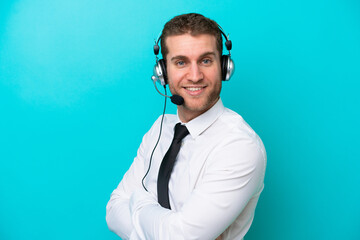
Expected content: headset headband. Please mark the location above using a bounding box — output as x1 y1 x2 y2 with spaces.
153 25 232 57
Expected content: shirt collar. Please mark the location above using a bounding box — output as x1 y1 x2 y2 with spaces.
176 98 225 139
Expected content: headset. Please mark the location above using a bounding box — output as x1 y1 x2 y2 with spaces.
152 25 235 87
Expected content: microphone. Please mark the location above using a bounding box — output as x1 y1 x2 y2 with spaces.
151 76 184 105
169 94 184 105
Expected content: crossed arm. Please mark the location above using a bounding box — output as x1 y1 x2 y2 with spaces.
106 134 265 240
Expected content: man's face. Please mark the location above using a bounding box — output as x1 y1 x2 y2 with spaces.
165 33 222 122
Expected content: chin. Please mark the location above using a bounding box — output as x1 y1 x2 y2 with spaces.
183 98 213 113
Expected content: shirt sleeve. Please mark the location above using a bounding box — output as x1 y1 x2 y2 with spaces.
106 116 162 239
131 136 266 240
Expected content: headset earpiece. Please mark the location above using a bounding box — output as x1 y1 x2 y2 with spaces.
159 59 167 85
221 54 234 81
153 59 167 86
221 55 228 80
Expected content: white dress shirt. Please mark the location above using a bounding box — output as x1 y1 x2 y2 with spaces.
106 99 266 240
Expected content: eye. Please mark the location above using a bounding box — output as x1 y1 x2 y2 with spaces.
202 58 212 65
176 60 185 67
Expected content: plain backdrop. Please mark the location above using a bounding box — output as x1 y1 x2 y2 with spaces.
1 0 359 239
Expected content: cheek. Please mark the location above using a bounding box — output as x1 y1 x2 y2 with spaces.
215 64 222 79
167 68 183 85
166 70 179 93
205 62 222 78
206 68 222 84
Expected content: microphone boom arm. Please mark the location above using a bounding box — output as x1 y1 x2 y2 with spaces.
152 76 171 98
151 76 184 105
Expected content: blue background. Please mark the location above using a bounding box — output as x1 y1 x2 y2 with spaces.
1 0 359 239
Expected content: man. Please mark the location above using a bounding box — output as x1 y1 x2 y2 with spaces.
106 13 266 240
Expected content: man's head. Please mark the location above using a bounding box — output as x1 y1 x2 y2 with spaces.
160 13 223 61
160 13 225 123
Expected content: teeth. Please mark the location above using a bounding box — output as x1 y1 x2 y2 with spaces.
186 87 202 91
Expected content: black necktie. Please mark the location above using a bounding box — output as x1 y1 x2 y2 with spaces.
157 123 189 209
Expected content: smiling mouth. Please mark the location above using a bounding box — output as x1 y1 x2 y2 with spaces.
183 86 206 96
186 87 204 91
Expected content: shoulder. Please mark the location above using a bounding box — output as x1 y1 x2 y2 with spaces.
153 114 178 129
207 107 266 168
210 107 263 145
144 113 178 137
221 108 260 140
137 113 177 154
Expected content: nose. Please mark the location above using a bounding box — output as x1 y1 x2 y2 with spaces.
187 63 203 82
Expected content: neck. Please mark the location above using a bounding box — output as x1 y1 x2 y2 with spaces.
177 97 219 123
178 109 202 123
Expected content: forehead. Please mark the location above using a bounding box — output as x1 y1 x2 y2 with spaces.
165 34 218 59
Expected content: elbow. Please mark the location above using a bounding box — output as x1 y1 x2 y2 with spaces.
105 200 132 239
105 207 122 237
106 201 118 233
106 203 114 231
106 216 116 234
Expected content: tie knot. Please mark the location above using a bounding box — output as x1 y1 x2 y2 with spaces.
174 123 189 141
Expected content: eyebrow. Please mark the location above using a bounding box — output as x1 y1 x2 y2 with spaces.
170 51 217 62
